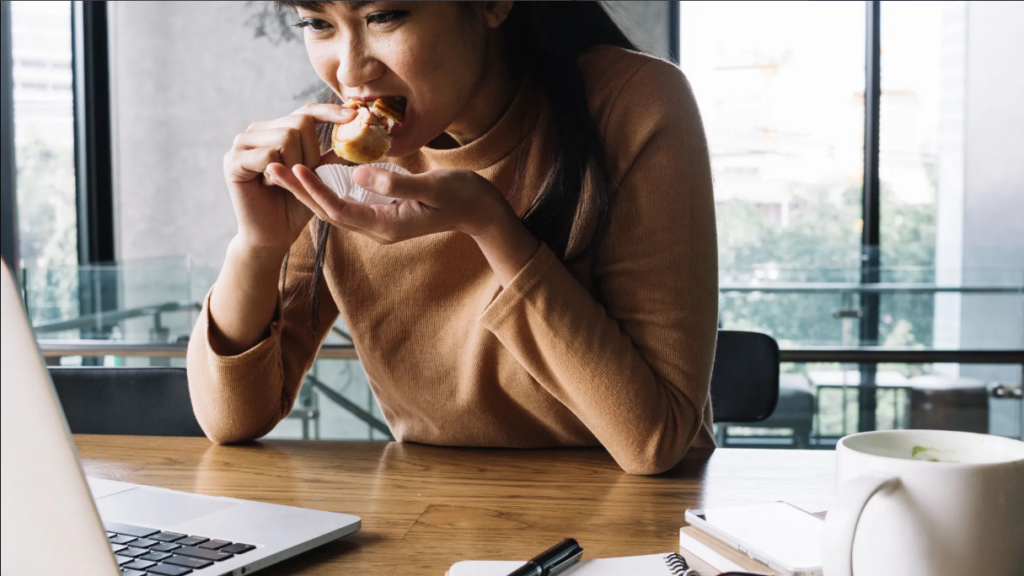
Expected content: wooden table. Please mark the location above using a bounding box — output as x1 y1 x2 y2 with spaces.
76 436 836 575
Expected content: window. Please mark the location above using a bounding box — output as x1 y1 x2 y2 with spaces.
680 1 866 347
9 1 78 323
679 0 1023 445
877 1 967 349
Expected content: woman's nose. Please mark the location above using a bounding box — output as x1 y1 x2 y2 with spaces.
336 39 386 89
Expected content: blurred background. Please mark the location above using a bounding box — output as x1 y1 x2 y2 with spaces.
1 1 1021 446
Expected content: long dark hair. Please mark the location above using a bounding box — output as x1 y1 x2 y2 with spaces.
275 1 637 327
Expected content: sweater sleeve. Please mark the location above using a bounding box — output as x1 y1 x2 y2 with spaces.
186 226 339 444
480 60 719 475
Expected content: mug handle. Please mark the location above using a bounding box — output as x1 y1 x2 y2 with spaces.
822 475 899 576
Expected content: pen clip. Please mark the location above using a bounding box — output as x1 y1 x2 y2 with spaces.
547 547 583 576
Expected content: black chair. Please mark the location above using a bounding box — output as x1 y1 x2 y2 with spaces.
710 330 780 423
710 330 818 448
49 367 205 437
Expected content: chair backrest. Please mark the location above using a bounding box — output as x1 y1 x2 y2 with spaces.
710 331 780 423
49 367 204 437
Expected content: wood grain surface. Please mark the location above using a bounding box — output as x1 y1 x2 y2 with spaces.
75 436 836 575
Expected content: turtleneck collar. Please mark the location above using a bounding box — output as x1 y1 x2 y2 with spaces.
413 75 542 172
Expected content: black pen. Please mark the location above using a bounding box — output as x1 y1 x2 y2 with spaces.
506 538 583 576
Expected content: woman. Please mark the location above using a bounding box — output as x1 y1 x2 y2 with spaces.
187 1 718 475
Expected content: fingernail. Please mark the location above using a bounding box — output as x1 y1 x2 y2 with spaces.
264 170 275 184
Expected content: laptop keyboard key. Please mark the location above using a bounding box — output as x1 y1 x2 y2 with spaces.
140 551 172 562
146 564 193 576
175 546 233 561
198 539 231 550
164 555 214 569
128 537 158 548
221 543 255 554
175 536 208 547
122 559 156 571
120 570 147 576
109 534 136 545
104 521 158 538
151 531 187 542
149 542 181 553
116 555 134 566
116 546 148 558
111 543 127 553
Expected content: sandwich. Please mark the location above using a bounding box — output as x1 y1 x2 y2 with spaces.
331 98 405 164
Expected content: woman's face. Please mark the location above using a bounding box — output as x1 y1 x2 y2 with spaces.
296 1 505 157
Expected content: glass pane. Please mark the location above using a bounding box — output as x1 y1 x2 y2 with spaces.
267 359 387 441
27 259 218 342
679 1 867 346
10 1 77 321
719 361 1022 448
879 1 968 349
880 0 1023 360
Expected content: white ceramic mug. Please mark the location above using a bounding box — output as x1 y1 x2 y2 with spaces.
823 429 1024 576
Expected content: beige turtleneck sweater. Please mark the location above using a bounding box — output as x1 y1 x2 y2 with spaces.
187 46 718 475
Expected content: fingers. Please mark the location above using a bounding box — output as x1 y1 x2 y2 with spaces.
225 148 283 184
293 165 357 221
232 129 303 169
293 115 323 169
268 163 390 244
242 105 355 169
353 166 430 202
284 164 394 244
247 104 353 132
289 102 357 125
293 165 392 234
265 163 329 221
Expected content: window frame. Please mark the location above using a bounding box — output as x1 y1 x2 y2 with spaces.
1 0 19 277
71 0 115 265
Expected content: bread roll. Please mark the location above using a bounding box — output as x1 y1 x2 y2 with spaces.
331 98 404 164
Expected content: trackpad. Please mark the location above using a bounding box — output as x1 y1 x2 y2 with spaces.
96 487 237 528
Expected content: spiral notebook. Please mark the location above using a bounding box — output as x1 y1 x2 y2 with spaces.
450 552 694 575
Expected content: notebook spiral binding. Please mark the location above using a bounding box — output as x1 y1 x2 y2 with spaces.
664 552 699 576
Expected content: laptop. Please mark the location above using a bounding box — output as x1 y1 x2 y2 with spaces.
0 261 360 576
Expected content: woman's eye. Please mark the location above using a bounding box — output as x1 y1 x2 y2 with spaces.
366 10 407 27
293 18 332 32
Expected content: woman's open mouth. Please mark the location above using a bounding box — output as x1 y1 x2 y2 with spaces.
347 95 407 120
379 96 407 118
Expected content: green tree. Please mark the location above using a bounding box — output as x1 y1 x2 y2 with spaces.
717 184 937 349
16 132 79 323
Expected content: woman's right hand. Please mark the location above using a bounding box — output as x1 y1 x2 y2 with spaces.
223 103 356 253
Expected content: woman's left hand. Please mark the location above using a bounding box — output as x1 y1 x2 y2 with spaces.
266 159 540 284
271 161 505 243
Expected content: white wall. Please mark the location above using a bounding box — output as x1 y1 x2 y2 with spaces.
109 1 321 268
926 0 1024 436
958 1 1024 391
934 0 1024 357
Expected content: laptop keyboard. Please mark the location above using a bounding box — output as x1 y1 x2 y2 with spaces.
105 521 255 575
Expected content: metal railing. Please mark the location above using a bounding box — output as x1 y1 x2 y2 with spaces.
718 283 1022 294
31 279 1024 442
32 301 201 335
31 299 354 343
34 339 1024 366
